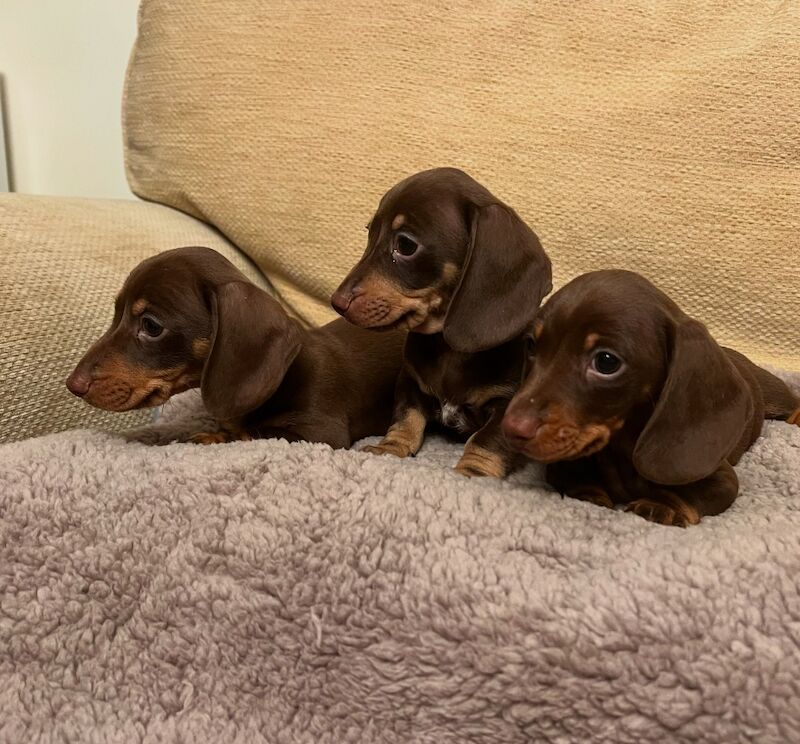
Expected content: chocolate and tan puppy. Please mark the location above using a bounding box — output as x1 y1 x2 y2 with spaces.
502 269 800 526
332 168 552 477
67 246 405 448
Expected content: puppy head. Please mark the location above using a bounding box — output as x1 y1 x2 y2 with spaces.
331 167 552 353
502 270 753 485
67 246 302 420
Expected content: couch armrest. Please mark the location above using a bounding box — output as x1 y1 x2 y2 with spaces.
0 194 266 443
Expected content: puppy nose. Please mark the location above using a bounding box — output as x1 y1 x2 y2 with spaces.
331 289 354 316
66 370 91 398
502 408 542 447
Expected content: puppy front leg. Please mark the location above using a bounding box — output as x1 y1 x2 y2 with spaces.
362 370 431 458
190 424 252 445
455 405 519 478
627 461 739 527
546 458 615 510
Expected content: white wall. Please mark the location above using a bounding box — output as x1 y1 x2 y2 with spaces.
0 1 140 198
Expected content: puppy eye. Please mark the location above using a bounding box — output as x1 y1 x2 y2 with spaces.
524 334 537 357
140 316 164 339
394 234 419 258
591 350 623 376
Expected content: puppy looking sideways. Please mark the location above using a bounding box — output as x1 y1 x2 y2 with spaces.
332 168 552 477
67 247 405 448
502 270 800 526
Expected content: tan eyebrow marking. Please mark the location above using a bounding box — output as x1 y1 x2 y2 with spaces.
584 332 600 351
441 261 458 284
131 299 148 316
533 319 544 340
192 338 211 359
391 214 406 230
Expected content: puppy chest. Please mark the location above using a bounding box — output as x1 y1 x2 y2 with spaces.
436 400 472 432
410 368 481 433
407 343 518 433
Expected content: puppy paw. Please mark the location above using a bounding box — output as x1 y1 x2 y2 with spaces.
454 462 488 478
190 431 229 445
454 448 507 479
626 498 699 527
361 440 414 458
190 430 249 445
568 486 614 510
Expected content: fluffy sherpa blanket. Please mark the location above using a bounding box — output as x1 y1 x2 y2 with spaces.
2 372 800 744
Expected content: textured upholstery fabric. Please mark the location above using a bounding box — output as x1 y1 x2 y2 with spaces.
124 0 800 369
0 195 265 442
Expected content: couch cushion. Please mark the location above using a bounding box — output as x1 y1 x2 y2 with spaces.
124 0 800 369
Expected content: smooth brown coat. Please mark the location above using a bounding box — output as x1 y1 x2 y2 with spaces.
67 247 405 448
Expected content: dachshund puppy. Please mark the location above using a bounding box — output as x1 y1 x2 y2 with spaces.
67 246 405 448
502 269 800 526
331 168 552 477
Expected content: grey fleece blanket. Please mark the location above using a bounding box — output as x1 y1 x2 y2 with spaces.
1 373 800 744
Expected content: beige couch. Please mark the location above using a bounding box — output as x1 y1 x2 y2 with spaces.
2 0 799 442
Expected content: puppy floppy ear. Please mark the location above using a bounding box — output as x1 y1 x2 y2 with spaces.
201 281 302 421
633 319 753 486
443 203 552 353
